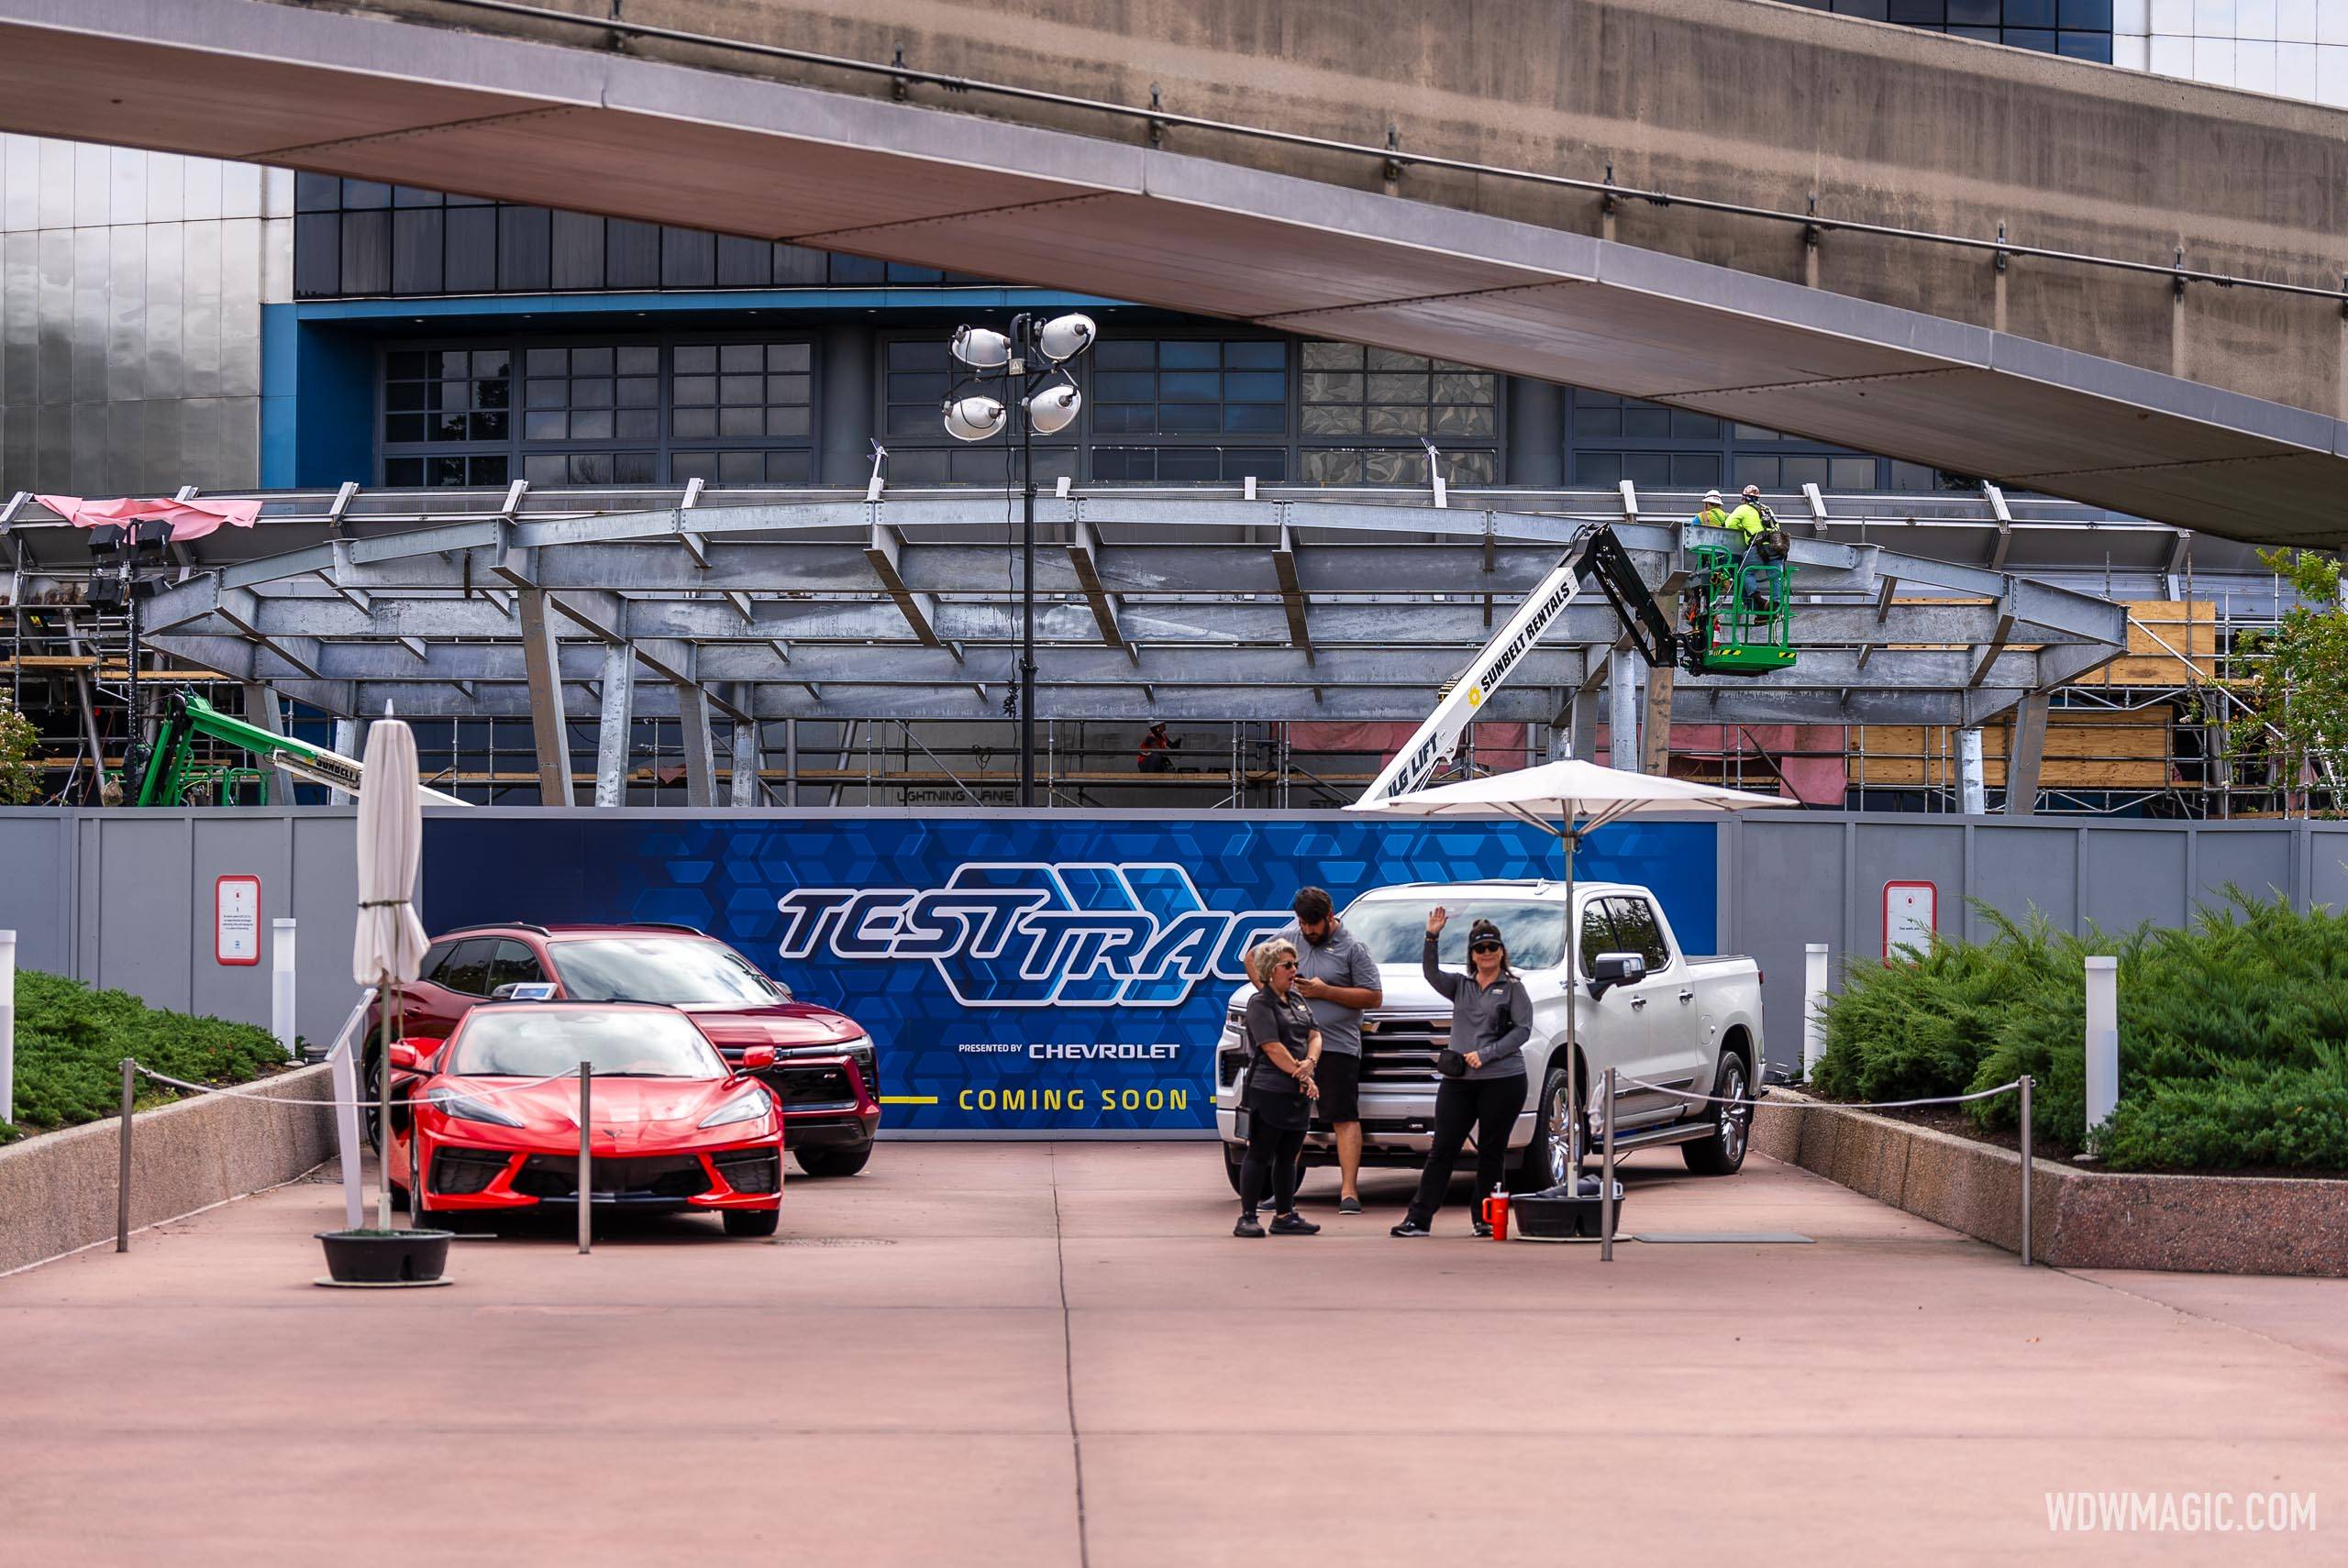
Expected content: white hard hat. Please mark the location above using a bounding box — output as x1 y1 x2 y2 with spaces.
1703 490 1723 505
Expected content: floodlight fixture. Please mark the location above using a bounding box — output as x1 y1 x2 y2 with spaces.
951 326 1013 369
1026 382 1082 436
943 395 1009 442
1037 313 1097 363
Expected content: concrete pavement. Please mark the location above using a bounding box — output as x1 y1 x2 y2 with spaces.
1 1145 2341 1566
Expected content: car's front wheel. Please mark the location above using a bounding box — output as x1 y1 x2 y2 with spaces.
1681 1054 1754 1176
406 1139 430 1225
795 1144 872 1177
724 1208 781 1238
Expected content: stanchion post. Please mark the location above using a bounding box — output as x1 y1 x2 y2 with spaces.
1600 1066 1617 1262
116 1057 134 1253
270 918 297 1060
577 1062 593 1255
1 928 16 1127
1801 943 1829 1078
2019 1075 2034 1268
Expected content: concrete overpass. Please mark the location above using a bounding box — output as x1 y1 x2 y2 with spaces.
2 0 2345 550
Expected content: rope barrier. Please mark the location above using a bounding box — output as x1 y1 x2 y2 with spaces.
1614 1076 2024 1110
132 1063 586 1108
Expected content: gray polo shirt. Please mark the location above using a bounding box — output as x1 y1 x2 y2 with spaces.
1273 920 1383 1057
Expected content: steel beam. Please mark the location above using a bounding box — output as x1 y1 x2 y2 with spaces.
515 589 573 806
678 680 717 808
1065 517 1133 660
1272 525 1315 665
2005 691 2052 816
593 642 634 808
865 522 947 651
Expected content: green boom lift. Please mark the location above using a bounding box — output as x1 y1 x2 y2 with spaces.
1583 526 1797 679
130 692 468 807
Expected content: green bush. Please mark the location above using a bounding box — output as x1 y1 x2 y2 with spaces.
1811 892 2348 1172
0 970 288 1143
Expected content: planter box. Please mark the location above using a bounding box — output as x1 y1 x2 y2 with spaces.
1754 1089 2348 1277
0 1064 336 1275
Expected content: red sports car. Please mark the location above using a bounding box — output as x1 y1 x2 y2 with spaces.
385 1001 785 1237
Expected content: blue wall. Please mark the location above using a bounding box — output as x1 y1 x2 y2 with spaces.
423 813 1718 1132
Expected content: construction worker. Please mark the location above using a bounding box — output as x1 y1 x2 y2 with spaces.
1693 489 1730 530
1723 485 1774 613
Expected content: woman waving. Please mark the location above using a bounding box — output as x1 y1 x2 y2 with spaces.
1391 908 1534 1238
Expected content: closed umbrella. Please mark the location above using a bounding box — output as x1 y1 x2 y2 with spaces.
1349 757 1785 1175
351 716 428 1232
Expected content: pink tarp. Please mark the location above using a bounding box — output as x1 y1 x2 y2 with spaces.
36 493 263 542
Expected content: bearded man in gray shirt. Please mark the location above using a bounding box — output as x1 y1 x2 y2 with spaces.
1274 886 1384 1213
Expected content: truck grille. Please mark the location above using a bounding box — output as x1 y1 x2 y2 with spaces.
1358 1015 1451 1084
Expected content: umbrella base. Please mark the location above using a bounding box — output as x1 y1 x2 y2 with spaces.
316 1228 454 1285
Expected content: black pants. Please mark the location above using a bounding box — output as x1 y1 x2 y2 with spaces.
1406 1075 1528 1225
1239 1093 1308 1216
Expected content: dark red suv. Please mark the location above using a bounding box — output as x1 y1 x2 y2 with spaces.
365 922 880 1176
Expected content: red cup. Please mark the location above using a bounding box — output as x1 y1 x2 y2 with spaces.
1482 1190 1510 1242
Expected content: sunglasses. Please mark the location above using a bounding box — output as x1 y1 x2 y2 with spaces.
1274 960 1299 971
1470 940 1502 953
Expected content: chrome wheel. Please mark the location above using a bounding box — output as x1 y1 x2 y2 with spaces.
1539 1077 1573 1187
1718 1060 1751 1165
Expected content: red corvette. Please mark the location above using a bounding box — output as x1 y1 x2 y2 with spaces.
385 1002 785 1237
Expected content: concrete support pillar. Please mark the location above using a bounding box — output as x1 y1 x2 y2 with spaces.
728 686 762 808
678 683 718 809
241 682 299 806
593 643 634 808
819 323 877 486
1546 692 1572 763
2004 693 2051 817
1956 726 1987 815
515 590 573 806
1502 377 1565 487
2085 955 2119 1137
1640 663 1675 777
1608 648 1639 772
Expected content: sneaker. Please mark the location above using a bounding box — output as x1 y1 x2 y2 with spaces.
1471 1217 1492 1239
1390 1219 1433 1238
1338 1195 1363 1214
1269 1212 1321 1236
1234 1214 1265 1238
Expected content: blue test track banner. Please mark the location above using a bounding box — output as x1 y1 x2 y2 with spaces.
423 813 1718 1133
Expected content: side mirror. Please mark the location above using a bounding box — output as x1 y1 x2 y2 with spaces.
739 1045 778 1072
1587 952 1646 998
388 1038 444 1072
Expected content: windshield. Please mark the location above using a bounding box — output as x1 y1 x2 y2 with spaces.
548 937 783 1005
1340 898 1567 970
447 1007 725 1078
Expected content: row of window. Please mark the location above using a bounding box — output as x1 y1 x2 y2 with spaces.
1782 0 2115 61
293 175 986 298
373 333 1945 491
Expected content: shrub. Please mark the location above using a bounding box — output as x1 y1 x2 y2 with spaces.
0 971 288 1143
1812 891 2348 1172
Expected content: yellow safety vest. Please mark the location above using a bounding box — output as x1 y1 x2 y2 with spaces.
1723 503 1767 544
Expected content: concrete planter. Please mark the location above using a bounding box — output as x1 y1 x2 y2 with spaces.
1754 1088 2348 1277
0 1063 336 1275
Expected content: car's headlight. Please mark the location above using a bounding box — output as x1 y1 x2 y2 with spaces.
699 1085 776 1129
427 1088 525 1128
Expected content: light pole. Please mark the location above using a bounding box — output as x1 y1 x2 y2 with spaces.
943 311 1095 807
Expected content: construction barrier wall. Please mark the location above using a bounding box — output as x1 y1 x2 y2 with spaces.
3 808 2343 1132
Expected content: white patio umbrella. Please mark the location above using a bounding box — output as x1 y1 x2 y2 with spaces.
351 714 429 1232
1348 757 1786 1177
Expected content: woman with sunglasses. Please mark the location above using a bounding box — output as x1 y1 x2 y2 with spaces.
1233 938 1324 1238
1392 909 1534 1238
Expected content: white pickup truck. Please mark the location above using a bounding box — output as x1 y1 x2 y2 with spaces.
1214 878 1766 1194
